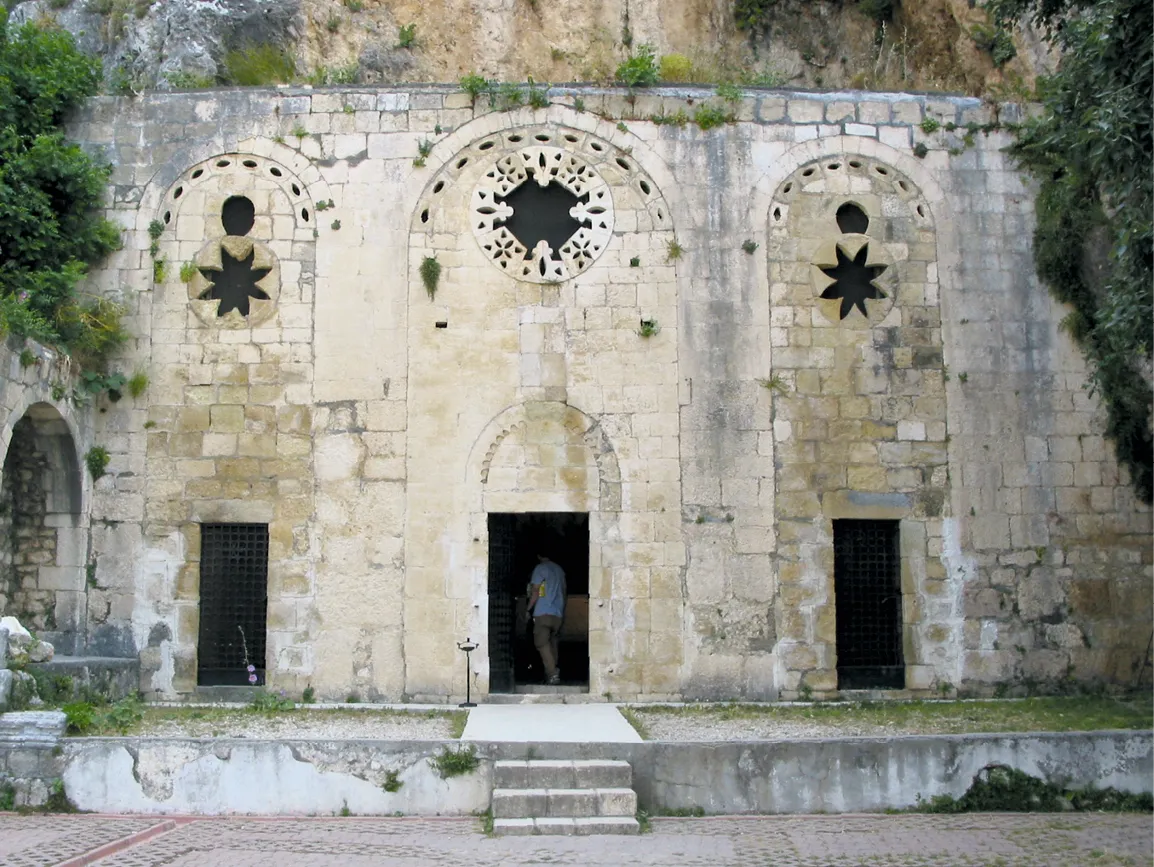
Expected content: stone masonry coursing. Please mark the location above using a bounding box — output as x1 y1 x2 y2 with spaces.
0 340 94 657
52 85 1150 702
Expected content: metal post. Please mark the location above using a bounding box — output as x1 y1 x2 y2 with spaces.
457 638 478 708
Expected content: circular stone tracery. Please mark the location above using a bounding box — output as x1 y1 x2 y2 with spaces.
471 146 613 283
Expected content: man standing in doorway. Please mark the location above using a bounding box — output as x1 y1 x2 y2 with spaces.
526 551 566 685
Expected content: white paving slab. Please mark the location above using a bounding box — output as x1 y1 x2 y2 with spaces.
461 704 642 743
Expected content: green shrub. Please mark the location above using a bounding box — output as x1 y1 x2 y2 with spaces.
0 24 126 370
63 701 95 734
459 72 489 103
221 44 296 86
615 43 658 88
397 23 417 49
659 53 693 82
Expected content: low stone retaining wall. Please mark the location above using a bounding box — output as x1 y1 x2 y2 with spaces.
2 725 1150 814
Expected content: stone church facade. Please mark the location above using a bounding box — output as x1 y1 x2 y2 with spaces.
1 86 1148 702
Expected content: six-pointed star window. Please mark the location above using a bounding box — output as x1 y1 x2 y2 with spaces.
819 243 888 320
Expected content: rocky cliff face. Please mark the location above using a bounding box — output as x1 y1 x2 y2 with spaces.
6 0 1050 96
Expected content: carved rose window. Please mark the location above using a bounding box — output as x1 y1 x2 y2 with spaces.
471 147 613 283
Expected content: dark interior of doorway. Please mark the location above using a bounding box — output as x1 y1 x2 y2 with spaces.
488 512 589 692
833 518 905 689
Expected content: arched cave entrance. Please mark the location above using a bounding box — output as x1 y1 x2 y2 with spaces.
0 403 84 653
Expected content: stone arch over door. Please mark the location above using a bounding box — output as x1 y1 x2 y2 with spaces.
765 154 953 699
457 400 625 695
0 402 86 652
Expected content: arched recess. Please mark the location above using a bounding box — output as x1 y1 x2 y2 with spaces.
764 154 953 699
457 400 624 694
0 402 86 650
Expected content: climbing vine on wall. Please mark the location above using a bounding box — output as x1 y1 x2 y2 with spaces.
990 0 1152 503
0 18 127 370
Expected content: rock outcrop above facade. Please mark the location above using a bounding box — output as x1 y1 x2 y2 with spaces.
8 0 1050 95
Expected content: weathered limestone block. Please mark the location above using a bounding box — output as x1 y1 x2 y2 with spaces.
0 710 67 745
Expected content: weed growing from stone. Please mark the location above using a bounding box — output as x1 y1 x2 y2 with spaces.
18 348 35 368
527 78 550 109
758 374 787 393
152 257 168 283
630 256 641 267
431 745 479 779
85 446 110 480
693 104 731 131
495 82 524 110
249 690 296 713
742 239 759 254
420 256 442 300
920 116 941 134
45 780 77 813
330 220 341 230
301 685 316 704
459 72 489 105
477 806 495 836
343 0 362 10
325 14 340 33
179 261 197 283
637 318 660 338
716 81 741 103
666 239 684 261
397 24 417 50
913 142 929 159
0 782 15 812
382 770 403 792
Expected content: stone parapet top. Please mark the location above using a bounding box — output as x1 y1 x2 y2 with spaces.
77 85 1013 129
0 710 67 745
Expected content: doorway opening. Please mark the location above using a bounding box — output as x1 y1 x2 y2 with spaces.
487 512 589 692
196 522 269 686
833 518 905 689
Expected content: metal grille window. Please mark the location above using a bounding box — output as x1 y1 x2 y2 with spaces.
833 519 905 689
197 523 269 686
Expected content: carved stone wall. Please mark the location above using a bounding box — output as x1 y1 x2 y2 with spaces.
67 87 1150 701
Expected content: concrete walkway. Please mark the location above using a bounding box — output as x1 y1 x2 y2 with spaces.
461 703 642 742
1 813 1150 866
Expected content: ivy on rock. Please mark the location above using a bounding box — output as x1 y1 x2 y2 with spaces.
990 0 1153 503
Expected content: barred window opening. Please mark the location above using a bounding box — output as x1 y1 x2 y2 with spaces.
833 519 904 689
197 523 269 687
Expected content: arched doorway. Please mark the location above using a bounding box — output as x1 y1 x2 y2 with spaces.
0 403 85 653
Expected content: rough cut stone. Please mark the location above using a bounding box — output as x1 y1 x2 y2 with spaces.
0 669 13 710
0 710 66 745
0 617 32 649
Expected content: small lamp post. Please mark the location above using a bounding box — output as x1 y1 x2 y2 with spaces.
457 638 478 708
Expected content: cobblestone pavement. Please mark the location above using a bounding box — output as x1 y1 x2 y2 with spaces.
0 813 1150 866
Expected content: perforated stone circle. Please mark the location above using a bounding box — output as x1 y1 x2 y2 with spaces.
470 143 615 283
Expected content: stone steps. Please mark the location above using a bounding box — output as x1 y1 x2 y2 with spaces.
492 759 639 836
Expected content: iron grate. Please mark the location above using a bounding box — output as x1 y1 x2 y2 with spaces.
833 519 905 689
197 523 269 686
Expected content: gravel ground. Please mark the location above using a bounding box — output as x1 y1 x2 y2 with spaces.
629 714 907 741
137 708 457 740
